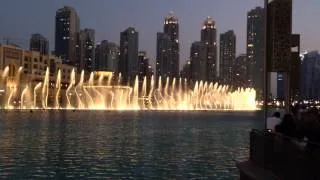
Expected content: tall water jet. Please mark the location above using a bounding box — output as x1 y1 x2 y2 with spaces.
132 76 139 109
148 75 154 109
118 73 122 86
7 67 23 108
98 73 104 85
21 85 28 109
42 67 50 108
66 68 76 108
1 66 9 80
87 72 105 109
75 70 84 109
55 69 61 108
107 74 113 86
83 72 95 109
33 82 42 108
0 63 258 110
141 76 147 109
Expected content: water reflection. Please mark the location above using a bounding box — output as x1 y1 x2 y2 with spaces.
0 111 262 179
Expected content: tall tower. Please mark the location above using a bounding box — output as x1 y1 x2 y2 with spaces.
78 28 95 71
220 30 236 84
201 17 217 82
29 33 49 55
163 11 179 78
190 41 207 81
55 6 80 65
119 27 139 85
247 7 265 95
95 40 119 72
156 32 171 79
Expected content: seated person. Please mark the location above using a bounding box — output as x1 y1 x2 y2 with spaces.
275 114 303 139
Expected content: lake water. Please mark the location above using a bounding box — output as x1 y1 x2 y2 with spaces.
0 110 263 179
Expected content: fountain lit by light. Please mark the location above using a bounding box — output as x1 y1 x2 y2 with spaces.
0 66 258 111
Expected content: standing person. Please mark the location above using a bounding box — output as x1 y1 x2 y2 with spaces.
267 112 281 132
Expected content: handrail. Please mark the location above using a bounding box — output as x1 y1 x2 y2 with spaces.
251 129 320 148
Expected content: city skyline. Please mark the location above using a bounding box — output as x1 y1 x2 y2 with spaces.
0 0 319 70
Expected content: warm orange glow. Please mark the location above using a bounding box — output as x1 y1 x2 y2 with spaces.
1 66 258 111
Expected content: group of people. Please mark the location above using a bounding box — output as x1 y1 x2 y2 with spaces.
267 105 320 144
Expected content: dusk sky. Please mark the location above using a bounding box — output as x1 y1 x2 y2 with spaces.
0 0 319 69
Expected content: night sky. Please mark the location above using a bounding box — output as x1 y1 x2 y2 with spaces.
0 0 319 69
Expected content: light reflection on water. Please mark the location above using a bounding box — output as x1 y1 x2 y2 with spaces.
0 110 263 179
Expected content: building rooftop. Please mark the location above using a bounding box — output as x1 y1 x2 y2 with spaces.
164 11 178 24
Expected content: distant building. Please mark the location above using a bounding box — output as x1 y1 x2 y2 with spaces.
78 28 95 71
156 12 179 81
201 17 218 82
138 51 152 79
119 27 139 85
233 54 249 87
95 40 119 72
220 30 236 85
277 72 285 100
55 6 80 65
29 33 49 55
266 0 293 106
156 32 171 79
190 41 207 82
0 44 76 86
247 7 265 95
300 51 320 100
267 0 292 72
163 12 179 78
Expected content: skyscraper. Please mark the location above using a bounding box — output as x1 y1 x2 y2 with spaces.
247 7 265 94
55 6 80 65
266 0 293 107
267 0 292 72
96 40 119 72
190 41 207 81
138 51 152 79
119 27 139 85
156 32 171 79
220 30 236 85
78 28 95 71
234 54 249 87
29 33 49 55
300 51 320 100
163 12 179 78
201 17 217 81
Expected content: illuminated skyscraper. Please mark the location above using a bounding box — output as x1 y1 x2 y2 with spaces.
247 7 265 95
78 28 95 71
55 6 80 65
157 12 179 78
119 27 139 84
201 17 217 81
190 41 207 81
95 40 119 72
220 30 236 84
156 32 171 79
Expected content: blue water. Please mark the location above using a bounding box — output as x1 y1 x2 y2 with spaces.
0 110 263 179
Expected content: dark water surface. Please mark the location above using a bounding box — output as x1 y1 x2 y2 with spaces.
0 110 263 179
